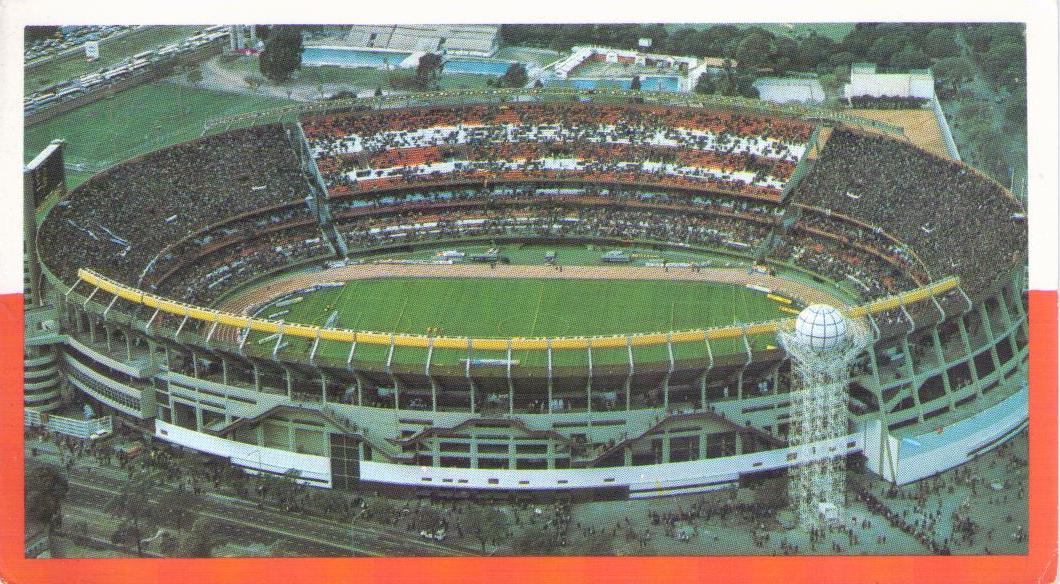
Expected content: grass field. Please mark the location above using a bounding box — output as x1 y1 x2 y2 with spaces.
266 277 781 339
253 271 784 367
25 25 204 95
24 81 295 188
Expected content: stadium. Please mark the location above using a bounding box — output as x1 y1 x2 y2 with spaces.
26 88 1028 500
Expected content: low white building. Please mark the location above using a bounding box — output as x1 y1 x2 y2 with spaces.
843 63 934 100
753 77 826 104
552 45 730 92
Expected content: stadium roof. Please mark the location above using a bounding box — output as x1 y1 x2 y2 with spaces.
345 24 499 55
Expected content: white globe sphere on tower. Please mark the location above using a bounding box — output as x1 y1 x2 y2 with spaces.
794 304 848 352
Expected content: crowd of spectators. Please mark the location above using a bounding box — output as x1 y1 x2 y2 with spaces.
302 102 815 147
38 107 1022 322
80 183 919 309
793 129 1026 295
318 142 795 200
38 124 310 286
303 102 811 203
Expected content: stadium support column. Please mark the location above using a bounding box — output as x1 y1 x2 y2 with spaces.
23 141 66 414
546 340 554 414
701 337 714 410
779 305 868 530
625 336 634 411
289 120 348 257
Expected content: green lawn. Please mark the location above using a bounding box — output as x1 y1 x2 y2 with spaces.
272 277 780 339
25 81 295 188
25 25 204 95
252 262 785 367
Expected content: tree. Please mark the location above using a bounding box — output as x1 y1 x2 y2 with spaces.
630 75 641 91
1005 84 1027 126
499 63 529 88
867 33 910 65
889 44 931 70
25 466 68 527
693 73 717 95
177 517 219 558
105 472 153 556
827 51 856 69
26 26 61 43
980 40 1025 87
415 53 443 90
186 67 203 86
259 26 303 83
921 28 960 59
769 36 798 75
374 86 384 97
795 33 836 71
458 505 510 552
932 56 977 93
734 30 774 70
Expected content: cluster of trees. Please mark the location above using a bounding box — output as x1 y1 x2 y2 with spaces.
946 24 1027 184
694 64 758 98
25 466 68 528
25 26 62 44
415 53 443 90
486 63 529 89
258 25 303 83
501 23 972 77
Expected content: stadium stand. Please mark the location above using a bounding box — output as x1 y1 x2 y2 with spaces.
33 94 1027 496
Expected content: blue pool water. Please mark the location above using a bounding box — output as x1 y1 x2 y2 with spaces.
301 48 520 77
548 76 682 92
302 47 412 69
442 58 516 76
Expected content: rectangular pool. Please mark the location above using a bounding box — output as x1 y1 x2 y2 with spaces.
442 58 517 76
548 76 682 92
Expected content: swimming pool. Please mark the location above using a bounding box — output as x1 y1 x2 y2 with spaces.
442 58 516 76
548 76 682 92
302 47 412 69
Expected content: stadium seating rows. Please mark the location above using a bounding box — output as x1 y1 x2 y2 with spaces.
37 104 1024 318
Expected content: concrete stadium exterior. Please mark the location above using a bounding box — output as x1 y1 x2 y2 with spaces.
26 89 1029 499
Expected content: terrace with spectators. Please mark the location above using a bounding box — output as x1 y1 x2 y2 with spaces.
36 124 311 288
37 100 1023 321
301 102 813 202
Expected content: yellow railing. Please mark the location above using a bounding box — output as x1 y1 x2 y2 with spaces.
77 269 959 352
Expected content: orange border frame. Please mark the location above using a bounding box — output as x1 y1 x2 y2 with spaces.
0 291 1054 584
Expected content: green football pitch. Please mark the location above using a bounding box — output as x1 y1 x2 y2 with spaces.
264 277 782 339
252 272 786 367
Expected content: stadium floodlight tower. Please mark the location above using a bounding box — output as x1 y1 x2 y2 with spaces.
779 304 868 529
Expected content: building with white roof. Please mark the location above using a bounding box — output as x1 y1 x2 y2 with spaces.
843 63 935 100
344 24 500 57
753 77 826 104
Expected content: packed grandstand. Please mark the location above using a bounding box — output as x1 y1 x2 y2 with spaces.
32 91 1028 496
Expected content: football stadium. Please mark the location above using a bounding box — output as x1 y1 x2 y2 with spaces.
25 87 1028 508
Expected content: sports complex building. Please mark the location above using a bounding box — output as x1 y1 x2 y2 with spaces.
24 88 1028 499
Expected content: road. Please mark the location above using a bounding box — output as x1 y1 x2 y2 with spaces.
25 26 142 71
27 450 477 558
